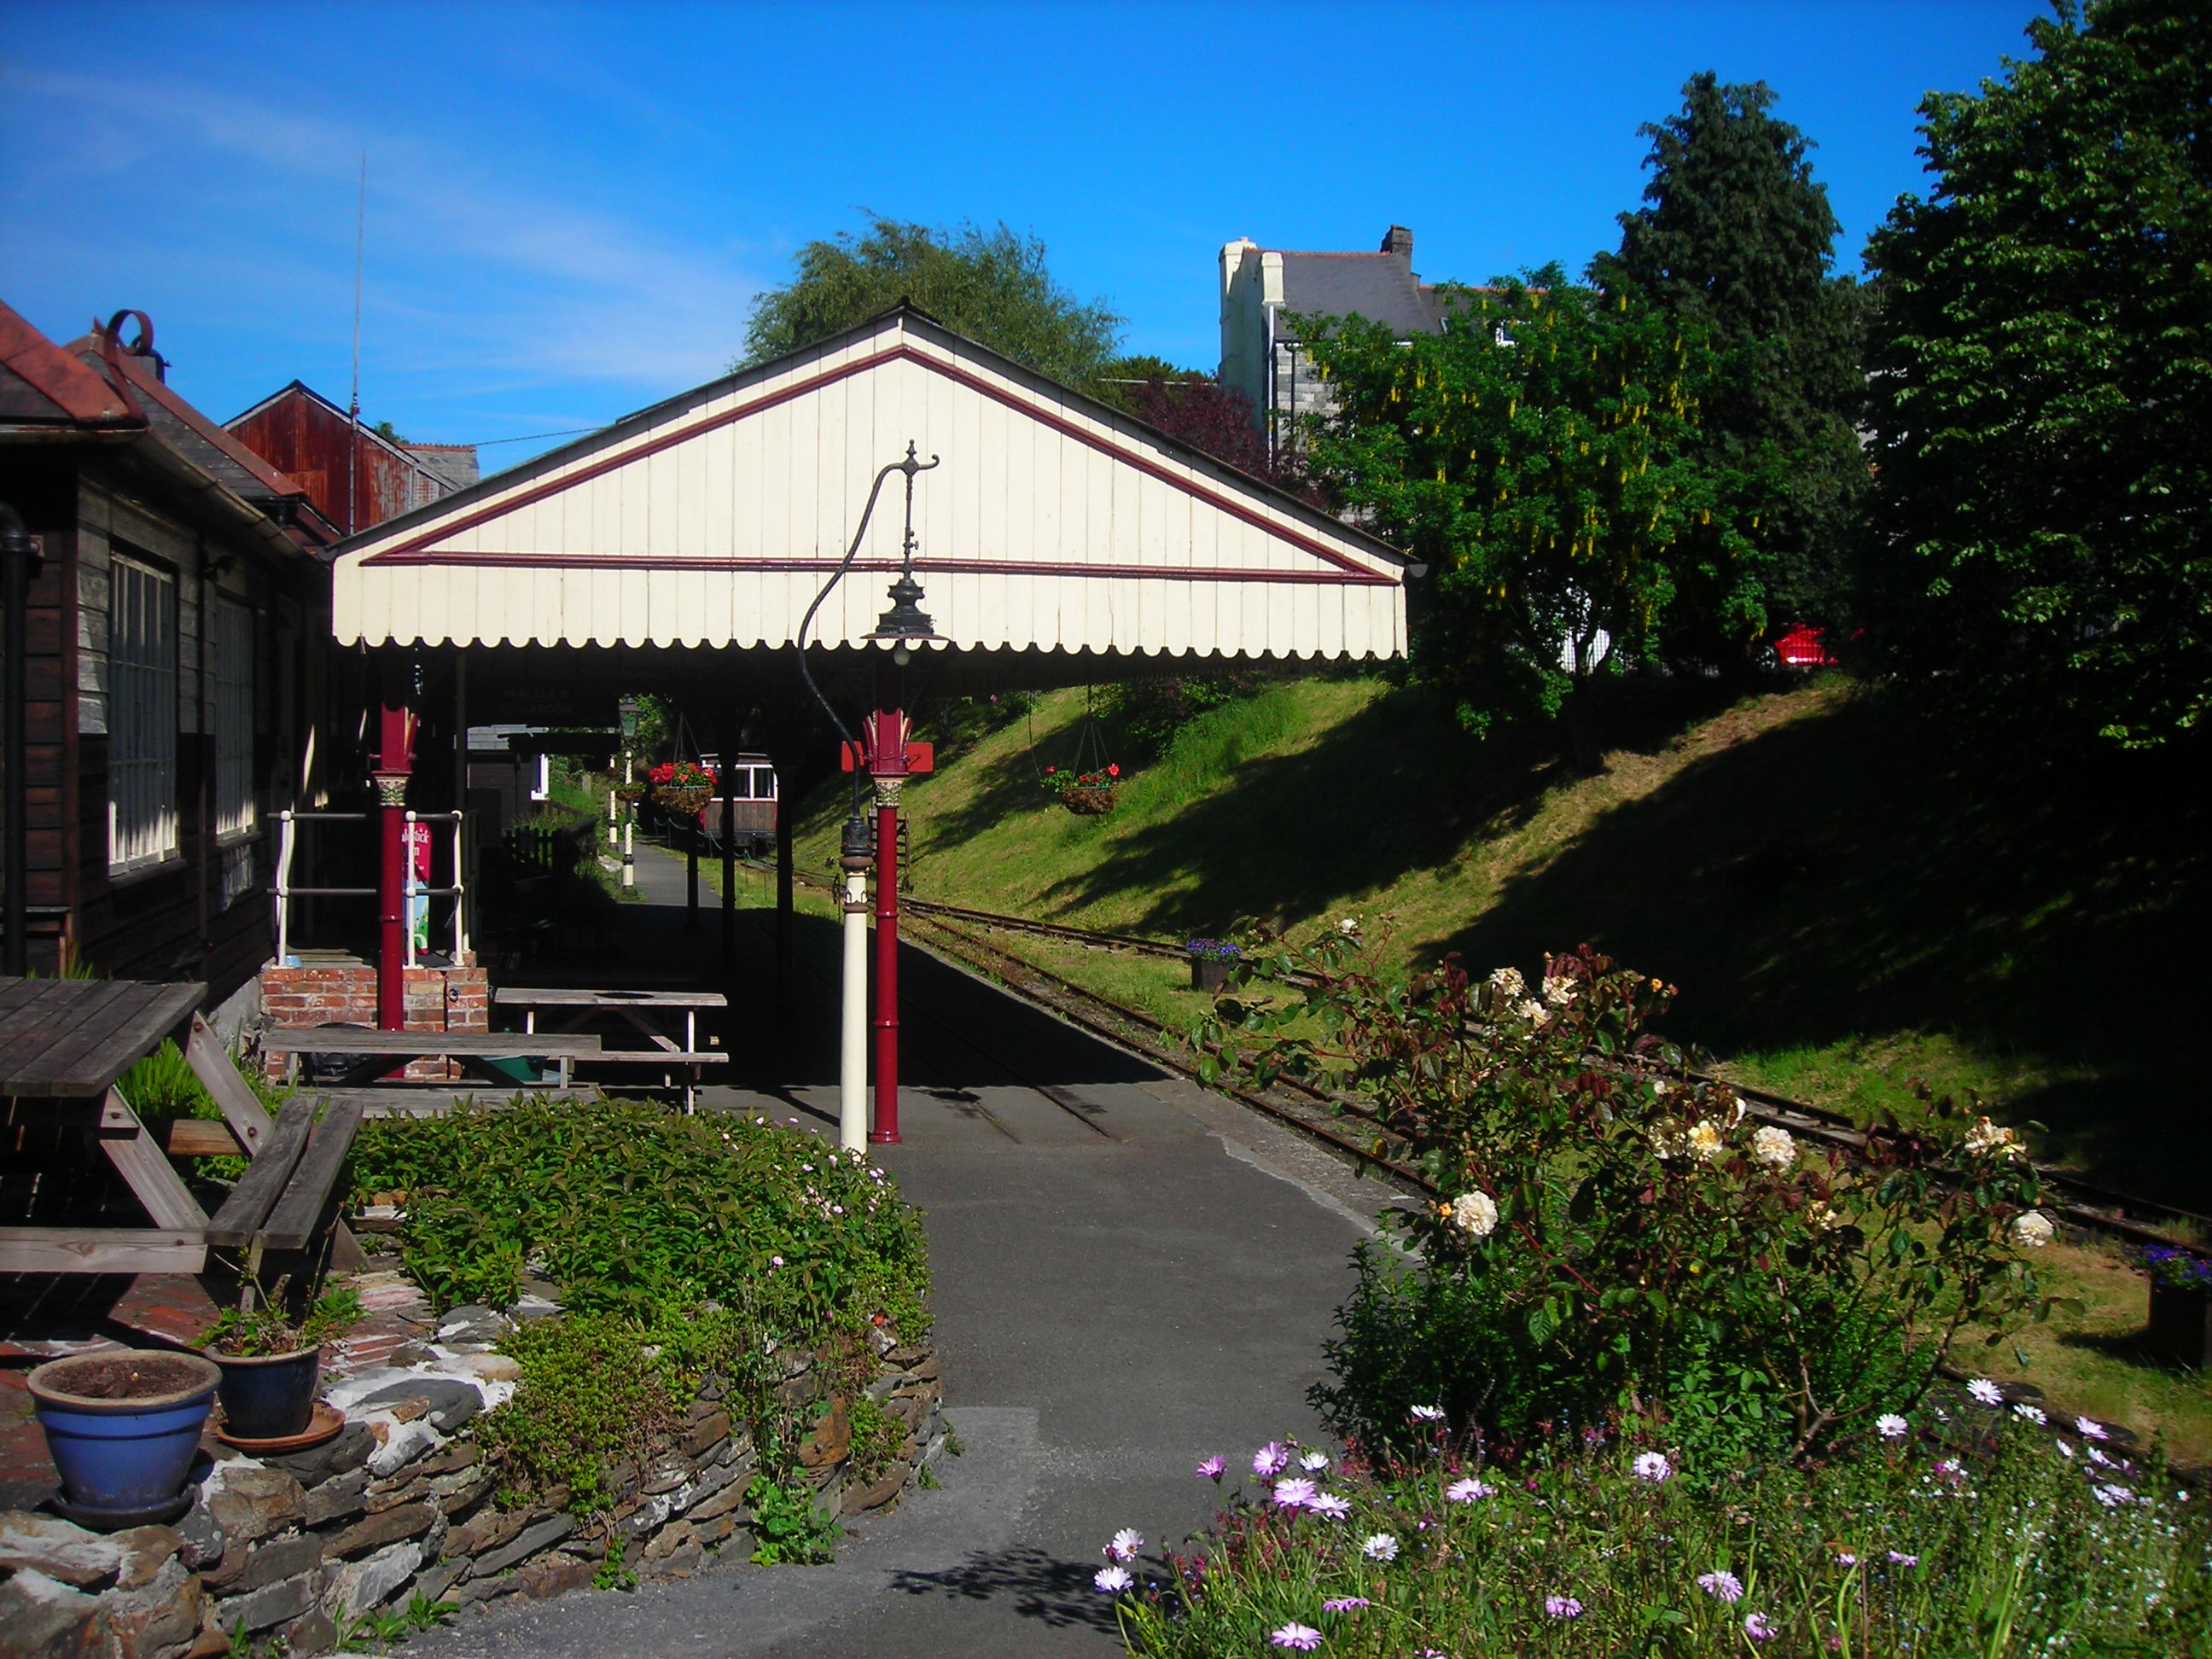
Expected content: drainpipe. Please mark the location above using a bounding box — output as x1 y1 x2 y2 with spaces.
0 502 42 978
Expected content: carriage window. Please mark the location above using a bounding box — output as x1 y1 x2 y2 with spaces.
725 769 751 800
753 768 777 800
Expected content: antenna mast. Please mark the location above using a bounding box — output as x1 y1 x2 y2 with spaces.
347 151 365 535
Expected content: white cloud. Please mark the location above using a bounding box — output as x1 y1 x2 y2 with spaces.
0 62 765 413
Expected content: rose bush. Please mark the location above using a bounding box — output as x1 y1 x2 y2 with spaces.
1196 932 2057 1464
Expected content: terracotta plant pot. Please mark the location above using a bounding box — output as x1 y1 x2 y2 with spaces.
27 1350 218 1526
206 1344 323 1440
1060 787 1115 817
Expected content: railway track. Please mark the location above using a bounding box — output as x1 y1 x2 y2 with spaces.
757 866 2210 1246
884 884 2212 1247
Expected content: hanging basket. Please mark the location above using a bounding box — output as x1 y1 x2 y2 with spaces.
1060 786 1116 817
654 784 711 816
614 783 649 805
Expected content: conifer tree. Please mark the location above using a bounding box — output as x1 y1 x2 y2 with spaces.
1596 73 1867 651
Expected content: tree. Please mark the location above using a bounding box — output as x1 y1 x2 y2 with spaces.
740 216 1123 391
1595 72 1868 647
1296 270 1738 765
1861 1 2212 751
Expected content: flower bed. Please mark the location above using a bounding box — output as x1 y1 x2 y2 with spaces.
0 1100 946 1656
1097 1393 2209 1656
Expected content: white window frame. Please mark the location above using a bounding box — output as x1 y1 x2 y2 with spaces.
210 593 257 843
108 555 179 874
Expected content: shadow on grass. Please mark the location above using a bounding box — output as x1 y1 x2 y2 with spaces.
885 1544 1123 1633
1425 692 2211 1208
1016 679 1746 940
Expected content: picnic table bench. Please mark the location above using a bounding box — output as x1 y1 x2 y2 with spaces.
493 987 727 1109
0 980 337 1278
262 1025 603 1090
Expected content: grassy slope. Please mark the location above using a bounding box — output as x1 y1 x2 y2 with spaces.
783 674 2211 1457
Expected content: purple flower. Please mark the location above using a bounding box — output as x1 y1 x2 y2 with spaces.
1272 1478 1319 1510
1633 1452 1673 1482
1309 1491 1352 1521
1832 1551 1858 1566
1092 1565 1132 1593
2095 1483 2136 1508
1321 1597 1371 1613
1744 1612 1777 1641
1195 1454 1226 1481
1966 1377 2004 1406
1254 1441 1291 1476
1361 1533 1400 1563
1445 1477 1493 1503
1299 1450 1331 1472
1697 1571 1743 1604
1410 1405 1446 1423
1106 1528 1143 1561
2075 1416 2109 1440
1545 1595 1583 1619
1887 1551 1918 1567
1270 1622 1323 1651
2012 1402 2047 1425
1875 1414 1908 1439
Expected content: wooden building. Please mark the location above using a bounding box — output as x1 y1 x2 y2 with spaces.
0 303 359 1005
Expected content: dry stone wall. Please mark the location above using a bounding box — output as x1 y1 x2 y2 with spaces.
0 1330 946 1658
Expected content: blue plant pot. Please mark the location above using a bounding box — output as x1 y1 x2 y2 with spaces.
207 1345 323 1440
27 1351 219 1516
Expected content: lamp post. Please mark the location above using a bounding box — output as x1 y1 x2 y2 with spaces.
618 696 638 890
791 444 938 1151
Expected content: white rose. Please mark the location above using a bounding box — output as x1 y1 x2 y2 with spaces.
1515 998 1548 1024
2009 1210 2054 1249
1751 1126 1796 1169
1449 1190 1499 1239
1686 1120 1726 1164
1487 966 1527 998
1965 1116 2024 1160
1806 1201 1848 1233
1650 1122 1685 1161
1541 975 1577 1007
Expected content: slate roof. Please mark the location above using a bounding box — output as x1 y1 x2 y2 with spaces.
1275 251 1447 338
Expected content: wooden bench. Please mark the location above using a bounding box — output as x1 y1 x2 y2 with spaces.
263 1025 604 1089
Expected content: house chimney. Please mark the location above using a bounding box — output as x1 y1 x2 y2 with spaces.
1381 224 1413 261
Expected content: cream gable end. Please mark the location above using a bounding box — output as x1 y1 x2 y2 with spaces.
333 310 1410 662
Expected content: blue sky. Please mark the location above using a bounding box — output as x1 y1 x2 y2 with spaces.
3 2 2039 464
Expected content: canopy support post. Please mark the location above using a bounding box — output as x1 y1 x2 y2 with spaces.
868 665 905 1145
373 679 415 1032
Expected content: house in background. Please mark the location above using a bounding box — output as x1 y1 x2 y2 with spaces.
1219 224 1448 463
226 380 478 537
0 303 361 1010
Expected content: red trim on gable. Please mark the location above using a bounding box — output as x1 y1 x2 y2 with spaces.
348 551 1391 586
358 339 1398 585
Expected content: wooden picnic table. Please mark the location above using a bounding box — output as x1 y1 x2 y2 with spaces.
492 987 729 1109
0 979 298 1276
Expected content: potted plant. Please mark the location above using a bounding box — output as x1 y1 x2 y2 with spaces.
1184 938 1242 994
26 1349 221 1527
2142 1245 2212 1369
1044 764 1120 816
200 1286 362 1443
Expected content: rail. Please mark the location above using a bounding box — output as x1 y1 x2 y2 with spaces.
274 809 469 967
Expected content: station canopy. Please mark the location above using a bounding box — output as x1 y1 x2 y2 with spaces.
332 308 1411 681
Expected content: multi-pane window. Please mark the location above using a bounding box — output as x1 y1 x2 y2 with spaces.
209 596 256 839
108 556 178 870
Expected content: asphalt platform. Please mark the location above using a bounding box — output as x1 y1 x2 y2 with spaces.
404 843 1409 1659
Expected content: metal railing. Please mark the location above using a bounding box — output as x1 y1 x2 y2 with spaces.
274 808 470 966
